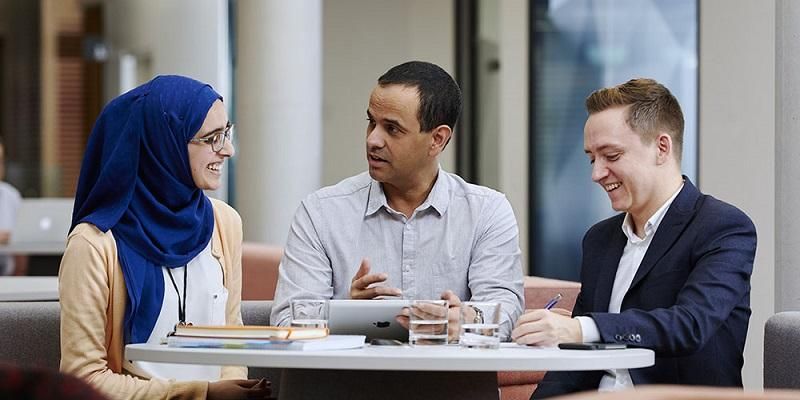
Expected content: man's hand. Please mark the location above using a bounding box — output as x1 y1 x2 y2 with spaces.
349 258 402 299
207 378 271 400
441 290 462 343
397 292 461 341
511 309 582 347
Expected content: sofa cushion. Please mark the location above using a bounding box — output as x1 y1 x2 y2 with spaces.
241 243 283 300
764 311 800 389
0 301 61 369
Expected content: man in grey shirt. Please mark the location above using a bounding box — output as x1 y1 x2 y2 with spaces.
271 61 524 339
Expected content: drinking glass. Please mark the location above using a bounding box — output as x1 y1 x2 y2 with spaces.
290 299 329 328
459 302 501 349
408 299 449 345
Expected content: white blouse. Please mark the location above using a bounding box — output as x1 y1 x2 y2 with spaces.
132 241 228 381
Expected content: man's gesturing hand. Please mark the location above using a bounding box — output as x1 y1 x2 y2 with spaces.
349 258 402 299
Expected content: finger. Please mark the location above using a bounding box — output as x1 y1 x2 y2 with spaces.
550 308 572 317
514 309 547 326
511 318 550 341
448 308 460 341
352 285 402 299
351 258 371 283
246 379 272 399
410 302 448 319
235 379 261 388
440 290 461 307
355 273 389 289
514 331 547 346
511 323 535 341
396 315 410 329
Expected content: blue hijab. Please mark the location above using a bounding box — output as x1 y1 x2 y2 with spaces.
71 75 222 344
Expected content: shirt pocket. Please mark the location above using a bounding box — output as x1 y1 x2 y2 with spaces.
433 254 469 299
209 287 229 325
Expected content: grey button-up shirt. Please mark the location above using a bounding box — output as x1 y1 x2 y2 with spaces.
270 169 524 338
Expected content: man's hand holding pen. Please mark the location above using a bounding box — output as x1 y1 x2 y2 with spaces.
511 293 583 346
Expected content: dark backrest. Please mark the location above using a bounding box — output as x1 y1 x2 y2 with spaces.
0 300 282 393
241 300 273 326
240 300 282 392
764 312 800 389
0 301 61 369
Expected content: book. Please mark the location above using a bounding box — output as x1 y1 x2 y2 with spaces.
166 334 366 351
171 324 328 340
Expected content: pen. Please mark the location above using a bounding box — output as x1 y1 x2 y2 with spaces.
544 293 562 310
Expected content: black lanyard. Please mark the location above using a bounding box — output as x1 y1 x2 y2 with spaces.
166 266 189 326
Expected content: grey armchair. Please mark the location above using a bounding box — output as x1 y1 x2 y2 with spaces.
764 311 800 389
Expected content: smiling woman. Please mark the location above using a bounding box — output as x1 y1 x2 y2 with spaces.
58 75 270 400
189 101 235 191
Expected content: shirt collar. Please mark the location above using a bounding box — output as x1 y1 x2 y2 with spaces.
621 181 684 243
365 167 449 217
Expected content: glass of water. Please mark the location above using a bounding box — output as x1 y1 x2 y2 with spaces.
459 302 501 349
408 299 449 345
290 299 329 328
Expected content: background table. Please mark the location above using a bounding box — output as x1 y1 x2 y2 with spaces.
0 242 66 275
0 242 65 256
0 276 58 301
127 342 654 399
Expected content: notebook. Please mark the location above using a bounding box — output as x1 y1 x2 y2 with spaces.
328 299 410 342
167 334 366 351
10 198 73 245
171 324 328 340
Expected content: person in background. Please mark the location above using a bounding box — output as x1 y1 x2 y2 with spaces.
59 75 270 399
512 78 756 397
0 364 109 400
270 61 524 340
0 140 22 275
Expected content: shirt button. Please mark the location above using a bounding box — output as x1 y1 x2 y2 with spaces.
615 334 622 341
635 334 641 342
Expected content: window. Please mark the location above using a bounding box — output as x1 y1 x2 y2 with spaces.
529 0 698 279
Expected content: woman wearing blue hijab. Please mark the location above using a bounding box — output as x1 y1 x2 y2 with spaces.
59 76 270 399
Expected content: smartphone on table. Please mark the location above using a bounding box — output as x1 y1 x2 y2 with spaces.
558 342 627 350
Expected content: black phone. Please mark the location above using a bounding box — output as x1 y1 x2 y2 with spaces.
558 342 627 350
370 338 404 346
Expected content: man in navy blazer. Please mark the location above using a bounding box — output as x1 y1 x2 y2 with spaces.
512 78 757 397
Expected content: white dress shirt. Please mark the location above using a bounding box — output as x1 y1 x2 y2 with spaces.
576 183 683 391
270 168 524 339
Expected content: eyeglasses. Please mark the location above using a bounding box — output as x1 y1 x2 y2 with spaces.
190 122 234 153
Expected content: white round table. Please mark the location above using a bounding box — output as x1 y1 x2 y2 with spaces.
127 342 654 400
126 342 653 371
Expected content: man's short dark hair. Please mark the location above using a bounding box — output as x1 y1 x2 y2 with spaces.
378 61 462 132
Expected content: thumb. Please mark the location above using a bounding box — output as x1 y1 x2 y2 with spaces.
440 290 461 307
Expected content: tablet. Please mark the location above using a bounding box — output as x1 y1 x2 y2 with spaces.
328 299 410 342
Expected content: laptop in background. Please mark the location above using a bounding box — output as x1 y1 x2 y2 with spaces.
10 198 73 246
328 299 410 342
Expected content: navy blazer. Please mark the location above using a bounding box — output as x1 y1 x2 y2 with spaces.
533 178 757 398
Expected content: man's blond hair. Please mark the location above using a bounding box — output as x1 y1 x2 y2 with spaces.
585 78 684 161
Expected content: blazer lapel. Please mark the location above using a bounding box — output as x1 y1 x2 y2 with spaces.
627 178 701 291
592 223 627 312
